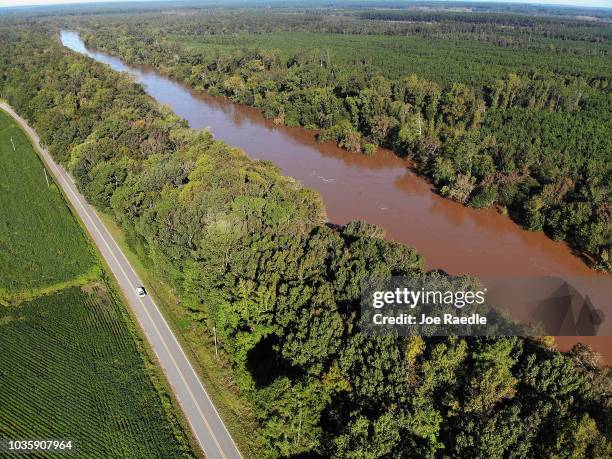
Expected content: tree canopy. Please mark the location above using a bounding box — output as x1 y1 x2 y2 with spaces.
0 21 609 458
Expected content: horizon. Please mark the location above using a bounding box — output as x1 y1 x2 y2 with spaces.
1 0 611 10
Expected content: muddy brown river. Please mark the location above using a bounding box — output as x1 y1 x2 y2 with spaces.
61 31 610 362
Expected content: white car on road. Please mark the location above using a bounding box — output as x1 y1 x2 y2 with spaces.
136 287 147 297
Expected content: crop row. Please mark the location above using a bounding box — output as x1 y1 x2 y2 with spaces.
0 287 187 458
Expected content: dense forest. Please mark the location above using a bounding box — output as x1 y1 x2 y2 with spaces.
72 7 612 272
1 18 610 457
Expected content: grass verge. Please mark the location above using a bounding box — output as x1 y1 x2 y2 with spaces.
0 265 101 305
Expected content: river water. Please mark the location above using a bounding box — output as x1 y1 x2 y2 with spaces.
60 31 610 360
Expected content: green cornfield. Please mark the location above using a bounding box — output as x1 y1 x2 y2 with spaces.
0 286 191 458
0 109 98 301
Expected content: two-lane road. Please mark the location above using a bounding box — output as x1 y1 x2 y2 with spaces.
1 103 242 459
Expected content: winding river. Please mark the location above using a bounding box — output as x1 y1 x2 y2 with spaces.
60 31 610 361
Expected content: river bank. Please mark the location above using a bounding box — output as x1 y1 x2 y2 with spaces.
60 30 610 364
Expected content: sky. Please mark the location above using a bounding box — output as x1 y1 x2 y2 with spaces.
0 0 610 9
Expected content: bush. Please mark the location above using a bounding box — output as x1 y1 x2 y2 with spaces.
362 142 377 156
468 185 498 208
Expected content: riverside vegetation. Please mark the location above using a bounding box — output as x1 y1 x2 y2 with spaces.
1 17 609 457
75 6 612 272
0 108 195 457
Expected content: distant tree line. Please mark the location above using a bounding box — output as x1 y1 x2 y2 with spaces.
79 17 612 272
359 10 610 29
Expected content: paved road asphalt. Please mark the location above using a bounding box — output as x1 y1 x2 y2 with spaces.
1 103 242 459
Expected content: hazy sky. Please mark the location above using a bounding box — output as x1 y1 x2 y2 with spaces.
0 0 610 9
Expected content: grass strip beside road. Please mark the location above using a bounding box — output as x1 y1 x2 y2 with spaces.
0 265 101 305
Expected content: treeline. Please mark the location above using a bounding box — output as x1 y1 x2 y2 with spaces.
359 10 610 29
358 10 612 46
1 26 611 457
92 8 612 55
81 22 612 272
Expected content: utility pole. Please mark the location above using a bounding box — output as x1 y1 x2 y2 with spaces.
213 324 218 358
43 168 50 188
296 410 302 448
10 137 15 151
